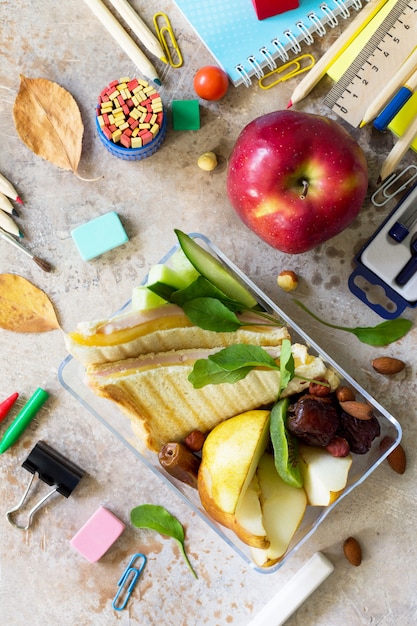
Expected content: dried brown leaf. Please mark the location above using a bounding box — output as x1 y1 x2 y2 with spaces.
13 75 83 174
0 273 61 332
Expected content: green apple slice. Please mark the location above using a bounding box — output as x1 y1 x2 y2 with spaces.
174 229 258 308
270 398 303 489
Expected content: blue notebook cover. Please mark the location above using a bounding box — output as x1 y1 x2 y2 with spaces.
173 0 363 86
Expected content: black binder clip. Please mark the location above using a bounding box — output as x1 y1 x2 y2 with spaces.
6 440 85 530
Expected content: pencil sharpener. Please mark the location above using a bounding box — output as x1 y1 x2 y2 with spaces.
349 181 417 319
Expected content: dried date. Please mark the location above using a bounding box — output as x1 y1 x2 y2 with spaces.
287 396 340 447
336 412 380 454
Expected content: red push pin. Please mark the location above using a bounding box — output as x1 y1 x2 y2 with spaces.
0 392 19 423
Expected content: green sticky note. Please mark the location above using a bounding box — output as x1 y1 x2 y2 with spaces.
71 211 128 261
172 100 200 130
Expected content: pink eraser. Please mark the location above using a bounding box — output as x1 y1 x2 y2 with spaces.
70 506 126 562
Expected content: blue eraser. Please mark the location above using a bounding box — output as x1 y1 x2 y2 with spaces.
71 211 128 261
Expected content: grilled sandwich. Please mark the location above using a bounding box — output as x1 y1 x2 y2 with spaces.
64 303 291 366
86 343 339 452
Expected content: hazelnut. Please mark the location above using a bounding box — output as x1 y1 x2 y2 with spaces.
336 386 356 403
197 151 218 171
184 430 206 452
277 270 298 292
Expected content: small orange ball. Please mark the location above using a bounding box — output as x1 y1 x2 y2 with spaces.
193 66 229 101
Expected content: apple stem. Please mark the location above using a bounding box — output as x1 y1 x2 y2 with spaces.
300 180 309 199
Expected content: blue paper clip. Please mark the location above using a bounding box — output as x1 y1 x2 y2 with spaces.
112 553 147 611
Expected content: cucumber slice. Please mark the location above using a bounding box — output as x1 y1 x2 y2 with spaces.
270 398 303 489
146 263 195 301
170 248 201 283
131 286 167 310
174 230 257 308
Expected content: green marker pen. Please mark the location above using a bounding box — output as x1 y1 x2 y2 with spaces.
0 387 49 454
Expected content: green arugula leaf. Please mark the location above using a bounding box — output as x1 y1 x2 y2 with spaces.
294 300 412 346
130 504 197 579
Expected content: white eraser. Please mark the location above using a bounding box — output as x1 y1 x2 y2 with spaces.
248 552 334 626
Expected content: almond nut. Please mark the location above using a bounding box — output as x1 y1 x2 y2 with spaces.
379 436 406 474
336 386 356 403
343 536 362 566
339 400 374 420
372 356 405 375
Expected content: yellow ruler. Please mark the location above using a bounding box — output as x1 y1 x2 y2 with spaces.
323 0 417 128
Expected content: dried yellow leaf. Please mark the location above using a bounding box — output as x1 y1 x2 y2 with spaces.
13 75 83 174
0 274 61 333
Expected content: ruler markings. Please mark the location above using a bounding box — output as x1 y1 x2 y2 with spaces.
324 0 417 127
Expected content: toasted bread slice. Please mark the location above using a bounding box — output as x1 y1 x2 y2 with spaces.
86 344 339 452
65 303 291 365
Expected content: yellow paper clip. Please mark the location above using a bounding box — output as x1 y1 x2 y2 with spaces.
153 12 183 68
258 54 315 90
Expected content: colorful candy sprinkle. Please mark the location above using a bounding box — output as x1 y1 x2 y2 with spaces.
96 77 164 149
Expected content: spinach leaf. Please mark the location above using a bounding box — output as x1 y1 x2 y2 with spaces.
130 504 197 579
183 297 244 331
188 340 296 391
278 339 295 397
294 300 412 346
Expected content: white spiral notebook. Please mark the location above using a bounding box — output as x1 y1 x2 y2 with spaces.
173 0 364 86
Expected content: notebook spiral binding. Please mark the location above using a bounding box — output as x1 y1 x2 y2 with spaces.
235 0 363 87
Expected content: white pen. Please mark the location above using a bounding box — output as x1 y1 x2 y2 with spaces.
83 0 161 84
107 0 167 63
0 210 22 238
0 192 18 216
0 171 23 204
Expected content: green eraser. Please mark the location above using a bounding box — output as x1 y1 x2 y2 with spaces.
172 100 200 130
71 211 128 261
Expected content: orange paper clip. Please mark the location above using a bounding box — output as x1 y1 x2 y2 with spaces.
153 12 183 68
258 54 315 90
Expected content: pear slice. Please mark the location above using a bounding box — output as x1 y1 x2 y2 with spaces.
198 410 271 533
233 475 269 549
298 444 352 506
251 453 307 567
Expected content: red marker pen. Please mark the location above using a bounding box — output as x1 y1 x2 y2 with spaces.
0 392 19 423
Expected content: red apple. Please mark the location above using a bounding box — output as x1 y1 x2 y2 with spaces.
226 110 368 254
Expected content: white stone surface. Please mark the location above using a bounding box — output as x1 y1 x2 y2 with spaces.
1 2 416 625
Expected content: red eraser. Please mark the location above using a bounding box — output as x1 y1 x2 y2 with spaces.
251 0 299 20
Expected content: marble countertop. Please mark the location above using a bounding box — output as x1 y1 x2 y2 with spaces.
1 2 416 625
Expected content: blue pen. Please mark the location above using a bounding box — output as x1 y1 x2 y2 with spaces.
374 67 417 132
